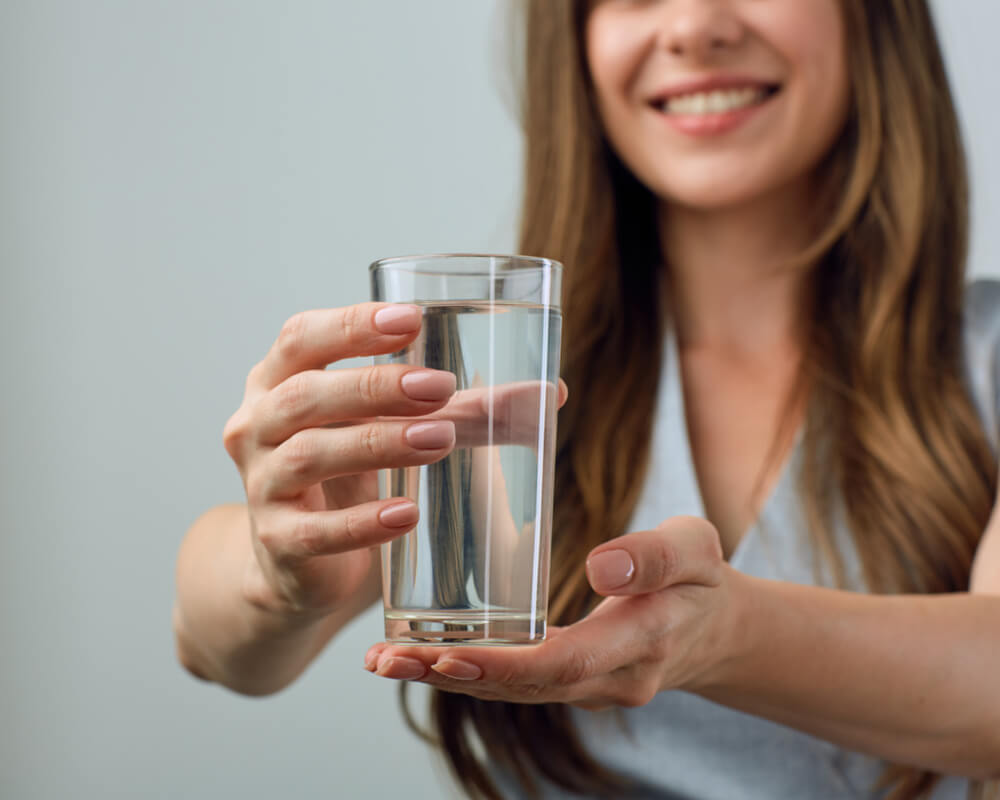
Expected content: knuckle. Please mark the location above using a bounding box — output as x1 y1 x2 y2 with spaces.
645 537 679 587
340 304 368 348
278 432 316 478
647 631 672 663
244 469 270 506
274 373 313 422
338 507 369 550
617 680 657 708
358 423 385 460
515 681 548 701
553 650 596 687
222 408 251 459
246 361 267 391
701 525 724 564
489 661 523 686
254 520 283 557
357 367 387 407
291 515 329 559
276 312 309 362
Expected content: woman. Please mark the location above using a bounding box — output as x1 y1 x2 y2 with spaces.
173 1 1000 798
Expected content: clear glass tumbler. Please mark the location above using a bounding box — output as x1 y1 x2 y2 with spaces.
370 254 562 645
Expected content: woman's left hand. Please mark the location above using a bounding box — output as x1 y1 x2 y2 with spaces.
364 516 747 709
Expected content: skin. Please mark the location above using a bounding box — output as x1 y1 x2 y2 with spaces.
174 0 1000 779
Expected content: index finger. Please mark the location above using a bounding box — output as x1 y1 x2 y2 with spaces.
252 303 423 390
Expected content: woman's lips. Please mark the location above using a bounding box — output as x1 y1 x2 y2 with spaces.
649 82 781 137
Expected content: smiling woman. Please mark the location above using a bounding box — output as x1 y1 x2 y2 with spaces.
585 0 850 209
174 1 1000 799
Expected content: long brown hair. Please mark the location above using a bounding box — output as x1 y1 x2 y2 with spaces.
413 2 998 798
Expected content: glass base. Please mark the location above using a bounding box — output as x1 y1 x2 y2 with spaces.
384 609 546 645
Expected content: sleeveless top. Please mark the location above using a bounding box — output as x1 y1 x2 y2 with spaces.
491 280 1000 799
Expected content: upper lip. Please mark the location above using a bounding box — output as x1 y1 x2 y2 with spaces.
648 75 780 105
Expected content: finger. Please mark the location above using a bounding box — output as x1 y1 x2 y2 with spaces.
586 516 723 596
255 366 456 446
405 379 563 448
259 498 419 566
365 624 569 675
252 304 424 391
376 606 643 695
364 642 390 672
252 419 455 501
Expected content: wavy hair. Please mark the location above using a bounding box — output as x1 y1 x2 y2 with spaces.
408 2 999 799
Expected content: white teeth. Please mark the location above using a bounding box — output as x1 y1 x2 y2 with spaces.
662 87 767 115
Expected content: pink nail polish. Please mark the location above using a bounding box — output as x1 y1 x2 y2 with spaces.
378 501 418 528
377 656 426 681
431 659 482 681
405 421 455 450
374 305 421 335
400 369 457 401
586 549 635 592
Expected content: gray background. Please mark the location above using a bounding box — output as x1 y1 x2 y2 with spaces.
0 2 995 799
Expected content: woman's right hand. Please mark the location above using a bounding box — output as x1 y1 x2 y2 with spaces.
221 302 457 619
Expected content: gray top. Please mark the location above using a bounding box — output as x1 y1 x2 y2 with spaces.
495 280 1000 799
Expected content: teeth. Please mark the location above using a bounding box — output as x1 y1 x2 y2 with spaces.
662 87 767 115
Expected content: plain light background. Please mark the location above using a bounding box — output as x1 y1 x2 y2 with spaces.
0 2 997 799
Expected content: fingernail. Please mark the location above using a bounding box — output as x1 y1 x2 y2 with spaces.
376 656 426 681
586 549 635 592
400 369 457 401
364 647 381 671
405 421 455 450
431 659 482 681
374 305 422 335
378 501 418 528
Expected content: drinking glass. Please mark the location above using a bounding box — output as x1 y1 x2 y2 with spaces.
370 254 562 644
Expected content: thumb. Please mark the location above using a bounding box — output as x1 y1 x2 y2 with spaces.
585 516 723 596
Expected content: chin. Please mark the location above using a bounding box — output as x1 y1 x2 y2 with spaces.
654 184 774 213
646 164 806 214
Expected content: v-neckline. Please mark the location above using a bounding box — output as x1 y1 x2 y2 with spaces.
661 325 802 565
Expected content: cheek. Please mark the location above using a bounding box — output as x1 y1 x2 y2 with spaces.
584 9 650 122
737 3 849 186
765 0 850 132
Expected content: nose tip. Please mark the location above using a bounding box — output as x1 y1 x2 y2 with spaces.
657 2 745 59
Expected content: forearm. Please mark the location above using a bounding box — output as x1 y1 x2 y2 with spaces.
172 504 376 696
696 570 1000 778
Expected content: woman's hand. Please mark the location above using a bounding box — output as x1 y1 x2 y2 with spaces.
221 303 460 617
364 516 747 708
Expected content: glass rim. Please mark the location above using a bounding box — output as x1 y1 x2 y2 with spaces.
369 252 562 276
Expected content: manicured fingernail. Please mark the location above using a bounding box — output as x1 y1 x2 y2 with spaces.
364 647 381 671
400 369 456 401
376 656 426 681
378 501 418 528
431 659 482 681
586 549 635 592
374 305 422 335
405 421 455 450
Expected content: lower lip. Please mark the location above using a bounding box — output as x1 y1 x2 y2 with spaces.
657 96 774 137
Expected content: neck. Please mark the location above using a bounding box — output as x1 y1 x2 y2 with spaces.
660 183 816 358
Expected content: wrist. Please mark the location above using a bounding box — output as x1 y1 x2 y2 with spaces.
686 565 763 694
